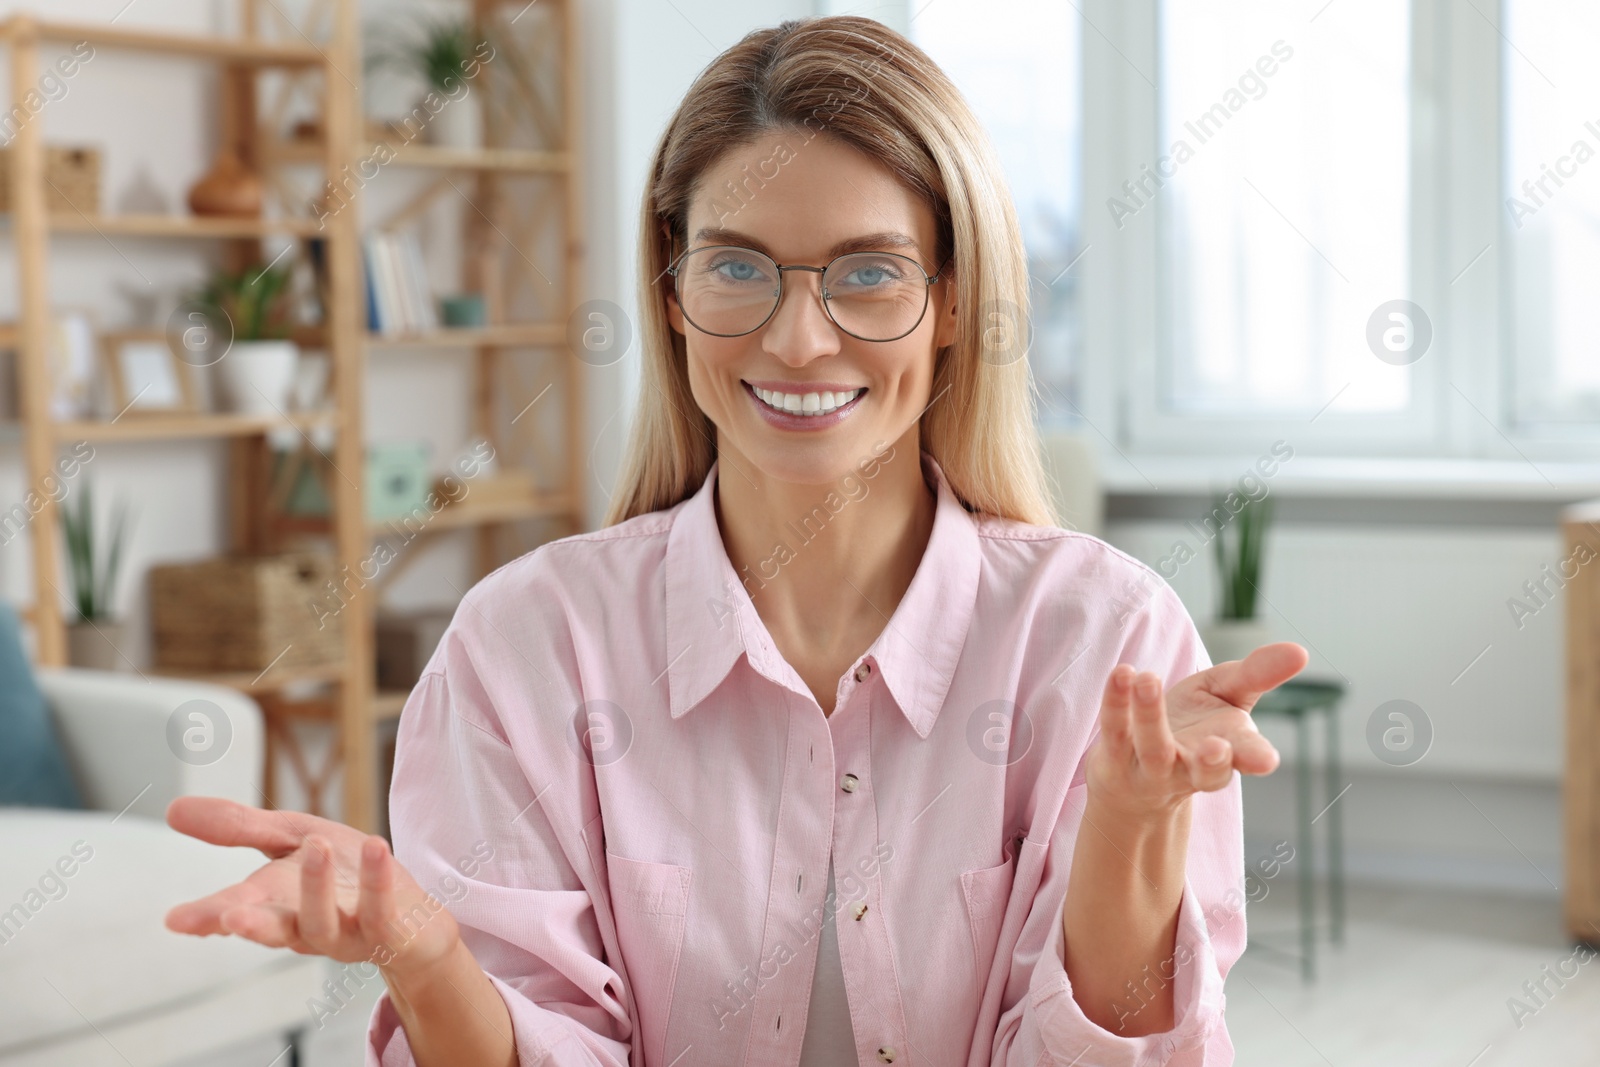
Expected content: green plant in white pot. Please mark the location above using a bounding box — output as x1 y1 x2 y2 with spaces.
1199 490 1275 665
195 262 300 417
61 480 133 671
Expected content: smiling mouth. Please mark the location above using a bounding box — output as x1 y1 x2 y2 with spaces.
743 381 868 417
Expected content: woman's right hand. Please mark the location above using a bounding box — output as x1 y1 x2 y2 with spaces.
164 795 461 986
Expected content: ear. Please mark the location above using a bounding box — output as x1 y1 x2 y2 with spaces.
665 286 687 336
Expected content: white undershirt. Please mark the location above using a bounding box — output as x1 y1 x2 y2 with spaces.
798 857 858 1065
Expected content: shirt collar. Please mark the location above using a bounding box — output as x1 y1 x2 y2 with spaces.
665 448 981 738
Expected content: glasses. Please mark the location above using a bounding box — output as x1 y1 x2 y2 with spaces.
666 244 951 342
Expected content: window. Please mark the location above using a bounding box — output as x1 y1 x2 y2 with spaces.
896 0 1598 461
909 0 1083 424
1158 0 1413 418
1504 0 1600 429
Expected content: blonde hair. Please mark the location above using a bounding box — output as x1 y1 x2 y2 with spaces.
602 15 1059 529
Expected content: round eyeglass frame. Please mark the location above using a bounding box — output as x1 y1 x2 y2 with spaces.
665 243 953 342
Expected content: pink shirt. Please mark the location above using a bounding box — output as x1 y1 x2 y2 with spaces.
367 448 1244 1066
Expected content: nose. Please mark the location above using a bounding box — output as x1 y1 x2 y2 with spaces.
761 268 841 365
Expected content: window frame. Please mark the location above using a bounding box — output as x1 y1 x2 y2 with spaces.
895 0 1600 464
1495 0 1600 450
1101 0 1442 456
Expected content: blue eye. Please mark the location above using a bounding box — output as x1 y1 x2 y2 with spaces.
833 258 909 290
718 260 759 281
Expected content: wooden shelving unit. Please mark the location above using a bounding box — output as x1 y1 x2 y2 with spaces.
0 5 372 828
11 17 326 65
0 0 587 834
240 0 589 818
152 661 350 696
44 212 327 238
56 411 340 443
366 323 565 350
266 138 570 174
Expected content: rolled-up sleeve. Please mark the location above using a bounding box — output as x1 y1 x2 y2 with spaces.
993 577 1244 1066
366 598 635 1065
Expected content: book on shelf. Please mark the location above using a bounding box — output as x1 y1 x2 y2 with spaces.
398 232 438 333
362 231 437 336
363 249 380 333
362 234 398 335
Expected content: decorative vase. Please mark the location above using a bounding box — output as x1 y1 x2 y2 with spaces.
425 91 483 150
187 149 263 218
217 340 300 415
440 293 487 327
67 618 128 671
1198 616 1273 667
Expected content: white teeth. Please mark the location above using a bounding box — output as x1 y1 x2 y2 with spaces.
752 385 862 416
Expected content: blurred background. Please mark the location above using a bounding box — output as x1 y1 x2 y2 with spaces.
0 1 1597 1065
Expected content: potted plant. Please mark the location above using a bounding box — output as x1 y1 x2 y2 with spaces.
1199 491 1275 665
61 480 133 671
194 262 300 416
367 15 491 150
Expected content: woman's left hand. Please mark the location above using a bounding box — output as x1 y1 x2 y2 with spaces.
1084 642 1310 821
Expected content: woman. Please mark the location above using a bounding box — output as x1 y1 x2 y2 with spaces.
166 16 1305 1066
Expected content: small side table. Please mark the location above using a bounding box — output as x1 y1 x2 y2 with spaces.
1249 678 1346 981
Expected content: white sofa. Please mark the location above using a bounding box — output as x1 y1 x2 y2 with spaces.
0 669 325 1067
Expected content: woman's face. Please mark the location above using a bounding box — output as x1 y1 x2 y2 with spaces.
665 132 957 488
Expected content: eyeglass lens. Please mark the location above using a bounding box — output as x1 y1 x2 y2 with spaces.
674 247 931 340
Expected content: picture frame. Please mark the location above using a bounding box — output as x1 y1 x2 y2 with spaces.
49 308 98 419
99 330 198 416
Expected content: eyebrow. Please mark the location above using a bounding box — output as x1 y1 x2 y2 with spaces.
690 227 923 260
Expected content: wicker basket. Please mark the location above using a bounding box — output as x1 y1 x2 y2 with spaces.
0 145 101 214
149 551 344 673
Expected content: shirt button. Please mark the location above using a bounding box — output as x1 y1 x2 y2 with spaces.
855 662 872 682
851 901 868 921
876 1047 896 1063
841 773 859 793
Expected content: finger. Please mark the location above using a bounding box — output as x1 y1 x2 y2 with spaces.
219 902 298 949
167 883 263 936
166 796 324 859
357 835 398 950
1129 671 1176 770
1185 736 1234 791
1196 642 1311 711
1225 728 1281 774
299 835 340 949
1097 664 1138 755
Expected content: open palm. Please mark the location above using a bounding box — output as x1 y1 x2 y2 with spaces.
1086 642 1309 819
164 796 458 984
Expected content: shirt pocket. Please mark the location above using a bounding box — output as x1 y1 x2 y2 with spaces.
606 851 692 1063
960 856 1017 989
